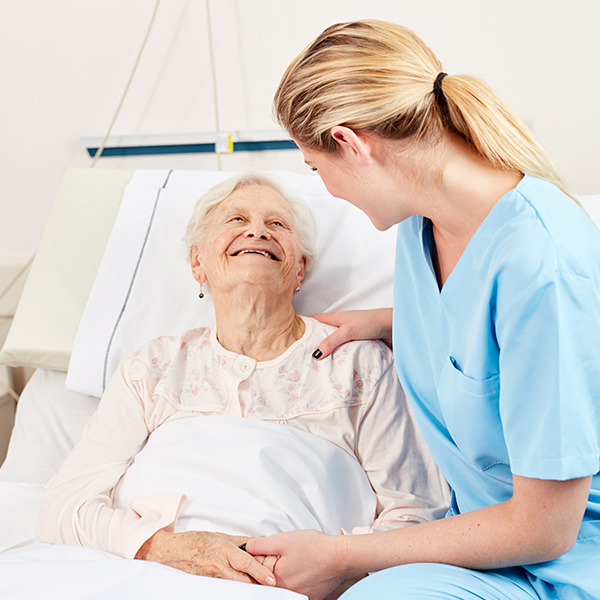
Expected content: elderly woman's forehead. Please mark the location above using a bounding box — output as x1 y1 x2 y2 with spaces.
219 185 292 211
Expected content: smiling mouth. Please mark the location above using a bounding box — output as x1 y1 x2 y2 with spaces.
233 249 279 261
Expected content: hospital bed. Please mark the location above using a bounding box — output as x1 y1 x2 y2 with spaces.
0 168 598 598
0 167 409 599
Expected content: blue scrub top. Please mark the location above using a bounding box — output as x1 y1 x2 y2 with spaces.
392 175 600 596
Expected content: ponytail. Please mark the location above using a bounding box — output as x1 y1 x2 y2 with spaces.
439 74 572 198
274 20 572 199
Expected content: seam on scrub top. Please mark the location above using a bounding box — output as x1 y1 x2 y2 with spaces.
481 460 509 472
511 190 593 281
512 452 600 463
101 169 174 392
577 532 600 542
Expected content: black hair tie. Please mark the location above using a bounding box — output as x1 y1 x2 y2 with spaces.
433 72 448 100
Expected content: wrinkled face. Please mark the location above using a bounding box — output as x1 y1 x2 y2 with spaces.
191 185 306 296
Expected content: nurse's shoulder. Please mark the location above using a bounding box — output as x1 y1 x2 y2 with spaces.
492 175 600 297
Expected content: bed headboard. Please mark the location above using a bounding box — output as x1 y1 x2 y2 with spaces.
0 168 134 371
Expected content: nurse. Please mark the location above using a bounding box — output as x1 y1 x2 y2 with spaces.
247 19 600 600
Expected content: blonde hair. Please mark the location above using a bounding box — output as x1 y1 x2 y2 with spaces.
183 172 318 271
274 20 572 198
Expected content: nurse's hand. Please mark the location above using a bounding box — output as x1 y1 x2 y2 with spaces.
311 308 393 359
135 529 276 585
246 530 354 600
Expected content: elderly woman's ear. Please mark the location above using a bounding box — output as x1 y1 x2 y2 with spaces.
296 256 307 290
190 246 207 284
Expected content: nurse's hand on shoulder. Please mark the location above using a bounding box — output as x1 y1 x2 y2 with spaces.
311 308 393 359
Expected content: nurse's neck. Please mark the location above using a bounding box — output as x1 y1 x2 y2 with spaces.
426 135 521 238
421 135 522 288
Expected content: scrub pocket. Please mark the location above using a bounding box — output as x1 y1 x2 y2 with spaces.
437 357 508 473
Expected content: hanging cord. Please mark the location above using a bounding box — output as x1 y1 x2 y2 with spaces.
0 0 162 315
205 0 222 171
91 0 162 167
0 378 19 403
0 0 163 404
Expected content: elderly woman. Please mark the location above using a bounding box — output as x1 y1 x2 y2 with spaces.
35 172 449 589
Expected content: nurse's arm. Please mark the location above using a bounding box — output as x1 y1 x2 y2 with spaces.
310 308 393 358
350 474 592 570
247 474 591 599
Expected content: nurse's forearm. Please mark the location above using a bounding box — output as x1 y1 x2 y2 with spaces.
247 493 576 600
341 475 591 575
248 462 589 599
343 504 552 574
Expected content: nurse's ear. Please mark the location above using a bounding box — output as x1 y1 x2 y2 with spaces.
330 126 373 166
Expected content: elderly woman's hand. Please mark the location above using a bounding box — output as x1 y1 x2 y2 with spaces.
311 308 393 359
246 529 354 600
135 529 276 586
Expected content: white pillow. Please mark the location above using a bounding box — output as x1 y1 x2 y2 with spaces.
67 170 397 398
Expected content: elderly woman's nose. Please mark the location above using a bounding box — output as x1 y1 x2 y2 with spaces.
243 220 271 239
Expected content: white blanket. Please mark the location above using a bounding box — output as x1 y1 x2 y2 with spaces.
0 417 376 598
115 416 377 536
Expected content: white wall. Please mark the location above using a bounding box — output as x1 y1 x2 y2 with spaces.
1 0 599 262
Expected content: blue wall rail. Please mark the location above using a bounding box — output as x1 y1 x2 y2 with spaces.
82 133 298 157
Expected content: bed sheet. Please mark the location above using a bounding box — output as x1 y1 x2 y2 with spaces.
0 369 98 485
0 370 98 553
0 545 306 600
0 481 45 552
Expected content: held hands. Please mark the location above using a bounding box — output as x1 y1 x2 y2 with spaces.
246 530 353 600
311 309 393 359
135 529 276 586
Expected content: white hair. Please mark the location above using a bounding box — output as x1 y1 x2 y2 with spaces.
183 172 318 271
